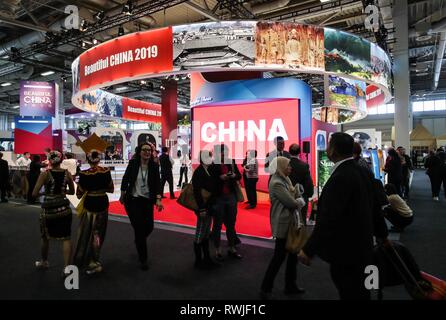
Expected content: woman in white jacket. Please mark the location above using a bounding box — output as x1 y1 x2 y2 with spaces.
260 156 306 299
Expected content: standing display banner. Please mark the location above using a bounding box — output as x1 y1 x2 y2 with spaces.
311 119 337 194
20 81 57 117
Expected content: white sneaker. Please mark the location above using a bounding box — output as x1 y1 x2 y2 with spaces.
433 197 439 201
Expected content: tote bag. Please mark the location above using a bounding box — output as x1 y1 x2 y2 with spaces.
177 183 211 211
286 209 309 254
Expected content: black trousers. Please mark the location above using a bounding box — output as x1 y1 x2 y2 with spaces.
261 238 298 293
0 183 7 201
389 178 402 197
330 263 370 300
178 166 188 186
212 194 238 248
161 173 175 198
125 196 154 263
401 173 410 198
27 176 38 203
429 174 444 197
243 175 258 206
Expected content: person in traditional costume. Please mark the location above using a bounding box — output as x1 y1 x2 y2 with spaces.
72 134 114 275
32 150 75 275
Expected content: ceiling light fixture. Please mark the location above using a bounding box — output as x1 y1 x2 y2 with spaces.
13 105 20 109
118 25 124 36
122 0 134 15
94 11 105 21
1 82 12 87
41 71 55 76
92 38 98 45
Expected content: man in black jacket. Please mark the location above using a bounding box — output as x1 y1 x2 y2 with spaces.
397 146 413 199
288 143 313 222
159 146 176 199
0 152 9 203
298 133 388 300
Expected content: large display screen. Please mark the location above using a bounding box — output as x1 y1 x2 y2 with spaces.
192 99 300 192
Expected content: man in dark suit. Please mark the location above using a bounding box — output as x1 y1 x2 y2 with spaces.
159 146 175 199
298 133 388 300
0 152 9 202
288 143 313 221
265 136 291 182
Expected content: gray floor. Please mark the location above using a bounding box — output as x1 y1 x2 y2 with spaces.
0 169 444 300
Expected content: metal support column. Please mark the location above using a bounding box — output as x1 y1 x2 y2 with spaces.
392 0 411 150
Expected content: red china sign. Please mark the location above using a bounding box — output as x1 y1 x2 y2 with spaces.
79 27 173 91
122 98 162 123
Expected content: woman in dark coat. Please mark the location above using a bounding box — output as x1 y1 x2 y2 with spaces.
120 142 163 270
384 148 403 196
191 150 219 269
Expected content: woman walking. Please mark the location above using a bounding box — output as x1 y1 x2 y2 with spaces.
120 142 163 270
32 151 75 275
260 156 306 299
191 150 219 269
73 150 114 275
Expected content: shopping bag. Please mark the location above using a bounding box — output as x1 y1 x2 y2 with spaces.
286 210 308 254
177 183 211 211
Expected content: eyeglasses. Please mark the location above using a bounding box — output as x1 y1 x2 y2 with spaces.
141 148 152 152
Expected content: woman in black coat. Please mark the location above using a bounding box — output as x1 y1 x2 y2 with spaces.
191 150 219 269
384 148 403 196
119 142 163 270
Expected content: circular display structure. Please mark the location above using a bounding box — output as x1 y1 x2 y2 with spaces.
71 20 392 124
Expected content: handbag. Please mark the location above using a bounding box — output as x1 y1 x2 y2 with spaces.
286 209 309 254
177 183 211 211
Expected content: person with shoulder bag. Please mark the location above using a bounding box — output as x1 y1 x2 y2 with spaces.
191 150 220 269
119 142 164 271
260 156 306 300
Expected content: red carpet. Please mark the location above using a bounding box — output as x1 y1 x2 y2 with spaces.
109 192 272 239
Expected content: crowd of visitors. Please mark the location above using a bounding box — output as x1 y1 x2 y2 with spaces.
1 136 444 300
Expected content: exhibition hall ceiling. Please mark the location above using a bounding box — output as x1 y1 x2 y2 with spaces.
0 0 445 115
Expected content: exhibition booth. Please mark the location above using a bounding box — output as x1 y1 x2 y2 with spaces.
12 20 392 239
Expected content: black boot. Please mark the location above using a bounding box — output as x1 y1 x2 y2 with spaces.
194 242 203 269
202 239 220 269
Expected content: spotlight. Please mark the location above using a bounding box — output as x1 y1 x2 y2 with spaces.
92 38 98 45
122 0 134 15
94 11 105 21
118 25 124 36
80 20 88 32
160 85 165 90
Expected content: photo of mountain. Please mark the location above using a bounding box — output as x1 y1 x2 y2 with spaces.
324 28 372 80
